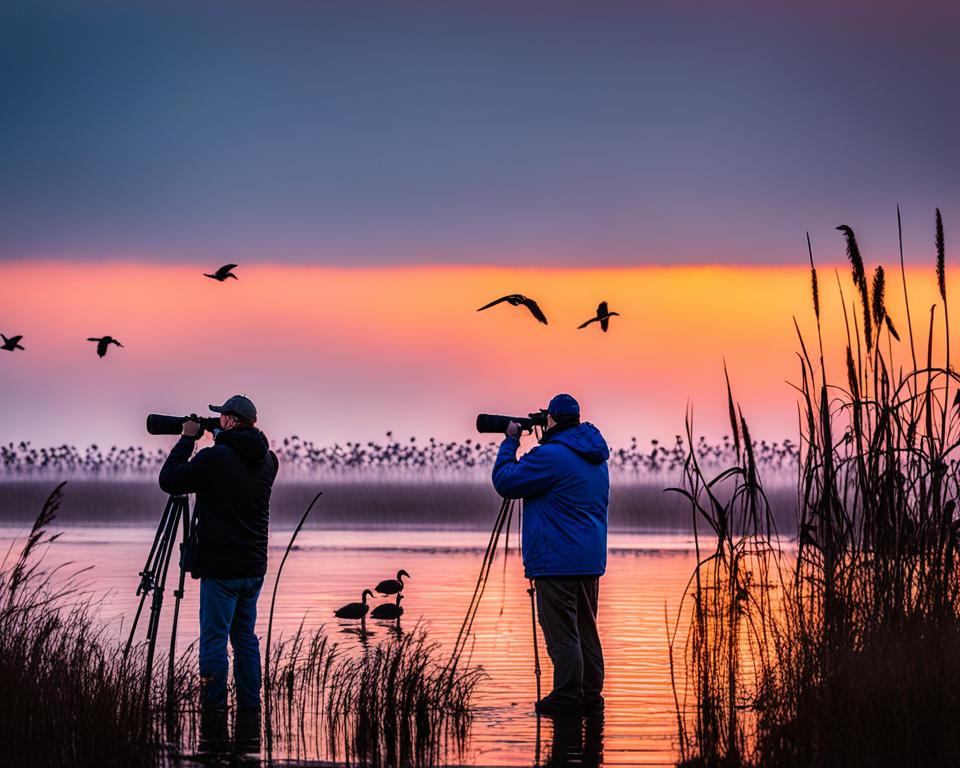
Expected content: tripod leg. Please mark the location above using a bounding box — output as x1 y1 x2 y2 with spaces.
124 496 176 659
166 497 190 710
143 495 184 707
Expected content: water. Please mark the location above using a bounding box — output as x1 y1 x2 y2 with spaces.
0 524 699 766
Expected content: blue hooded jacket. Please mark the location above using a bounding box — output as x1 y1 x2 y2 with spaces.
492 422 610 579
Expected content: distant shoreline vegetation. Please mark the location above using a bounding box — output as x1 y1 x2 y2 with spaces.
0 433 799 480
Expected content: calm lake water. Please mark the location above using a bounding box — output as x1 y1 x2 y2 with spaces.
0 524 700 767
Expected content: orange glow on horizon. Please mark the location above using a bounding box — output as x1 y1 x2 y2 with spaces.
0 261 951 447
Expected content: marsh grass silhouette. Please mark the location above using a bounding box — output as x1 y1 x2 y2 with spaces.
1 484 481 767
0 432 799 479
672 211 960 768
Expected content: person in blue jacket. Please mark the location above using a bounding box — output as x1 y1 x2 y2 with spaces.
492 393 610 715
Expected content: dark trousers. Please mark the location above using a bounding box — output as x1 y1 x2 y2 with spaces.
535 577 604 705
199 576 264 710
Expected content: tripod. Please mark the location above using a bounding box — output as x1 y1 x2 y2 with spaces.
123 493 193 708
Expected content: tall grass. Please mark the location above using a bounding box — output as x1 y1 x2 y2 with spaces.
0 483 162 767
1 484 482 766
265 623 482 766
1 432 799 480
673 211 960 767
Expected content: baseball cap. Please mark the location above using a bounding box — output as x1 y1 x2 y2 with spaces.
547 393 580 417
209 394 257 422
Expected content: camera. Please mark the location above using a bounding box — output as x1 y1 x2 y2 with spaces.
146 414 222 436
476 410 549 434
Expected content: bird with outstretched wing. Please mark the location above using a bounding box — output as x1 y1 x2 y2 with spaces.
204 264 239 281
1 334 24 351
577 301 620 333
87 336 124 358
476 294 548 325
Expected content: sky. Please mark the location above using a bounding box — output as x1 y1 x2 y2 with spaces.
1 2 958 447
0 260 950 447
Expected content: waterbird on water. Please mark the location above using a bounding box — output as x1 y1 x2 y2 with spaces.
577 301 620 333
334 589 375 619
375 569 410 596
87 336 124 358
476 294 548 325
204 264 239 281
370 594 404 620
1 334 24 351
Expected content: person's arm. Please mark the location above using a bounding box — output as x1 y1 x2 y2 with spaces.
492 436 557 499
159 435 215 495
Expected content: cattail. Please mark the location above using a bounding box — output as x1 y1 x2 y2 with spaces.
837 224 873 351
936 208 946 303
846 345 859 400
885 314 901 341
807 232 820 320
872 266 886 327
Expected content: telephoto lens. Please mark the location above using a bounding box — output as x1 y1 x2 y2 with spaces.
476 413 546 433
146 414 221 435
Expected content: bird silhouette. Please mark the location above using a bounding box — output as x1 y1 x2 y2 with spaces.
477 294 548 325
334 589 375 619
370 594 405 620
375 569 410 596
1 334 24 351
87 336 124 358
204 264 239 281
577 301 620 333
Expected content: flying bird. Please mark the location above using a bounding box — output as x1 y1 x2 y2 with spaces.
334 589 375 620
87 336 124 358
1 334 24 352
204 264 239 281
370 594 405 620
375 569 410 596
477 294 548 325
577 301 620 333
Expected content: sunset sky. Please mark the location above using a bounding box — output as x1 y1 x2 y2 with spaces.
1 1 958 447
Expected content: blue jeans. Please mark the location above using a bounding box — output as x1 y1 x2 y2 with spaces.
199 576 264 710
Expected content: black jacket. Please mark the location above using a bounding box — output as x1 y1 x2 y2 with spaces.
159 427 279 579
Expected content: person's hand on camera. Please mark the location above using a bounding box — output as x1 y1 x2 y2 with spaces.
182 419 201 438
506 421 523 439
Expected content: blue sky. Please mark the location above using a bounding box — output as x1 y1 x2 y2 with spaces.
2 1 958 266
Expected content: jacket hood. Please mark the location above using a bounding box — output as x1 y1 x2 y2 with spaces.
216 426 271 465
545 422 609 464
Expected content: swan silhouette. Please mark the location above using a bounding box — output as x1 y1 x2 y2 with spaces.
334 589 375 619
370 594 404 620
375 569 410 596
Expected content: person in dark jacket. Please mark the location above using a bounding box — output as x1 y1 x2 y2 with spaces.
492 393 609 715
159 394 279 712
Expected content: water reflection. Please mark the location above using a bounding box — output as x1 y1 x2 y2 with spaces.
3 527 698 766
539 713 604 767
197 709 261 765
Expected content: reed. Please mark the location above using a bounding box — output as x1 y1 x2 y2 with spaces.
674 210 960 767
2 484 482 766
0 483 162 767
263 622 482 766
0 432 800 481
